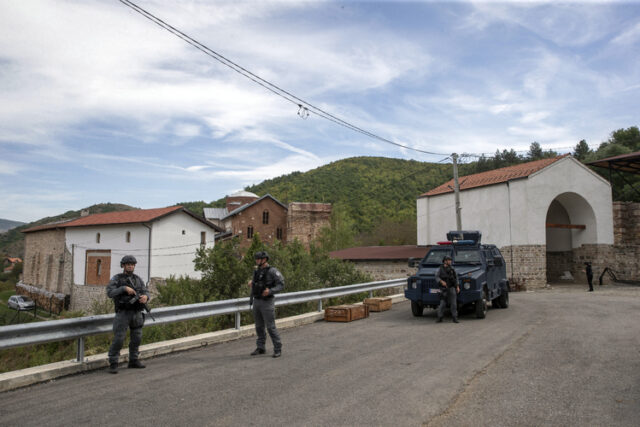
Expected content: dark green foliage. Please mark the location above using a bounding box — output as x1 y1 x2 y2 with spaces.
584 126 640 202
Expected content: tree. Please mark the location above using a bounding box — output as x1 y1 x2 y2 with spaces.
527 142 543 160
315 204 357 251
573 140 591 161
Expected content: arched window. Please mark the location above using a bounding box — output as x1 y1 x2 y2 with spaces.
126 231 131 243
276 227 283 240
96 233 101 243
247 226 254 239
97 259 102 276
262 210 269 224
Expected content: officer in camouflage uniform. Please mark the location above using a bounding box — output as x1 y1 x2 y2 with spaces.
106 255 150 373
248 251 284 358
436 255 460 323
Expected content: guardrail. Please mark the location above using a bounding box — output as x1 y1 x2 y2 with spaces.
0 278 405 361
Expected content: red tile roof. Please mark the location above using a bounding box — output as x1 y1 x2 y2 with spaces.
23 206 184 233
421 155 569 197
330 245 430 261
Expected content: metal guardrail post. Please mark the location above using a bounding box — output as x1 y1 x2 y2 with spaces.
317 299 322 312
369 290 373 298
235 312 241 330
76 337 85 362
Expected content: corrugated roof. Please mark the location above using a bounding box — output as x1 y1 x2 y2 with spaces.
421 154 569 197
203 207 228 220
22 206 211 233
587 150 640 175
330 245 430 261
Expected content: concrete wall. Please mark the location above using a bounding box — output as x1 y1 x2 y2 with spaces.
151 212 215 280
67 224 150 285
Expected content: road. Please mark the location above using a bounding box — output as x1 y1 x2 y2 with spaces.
0 284 638 426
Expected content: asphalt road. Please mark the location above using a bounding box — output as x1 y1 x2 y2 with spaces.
0 284 638 426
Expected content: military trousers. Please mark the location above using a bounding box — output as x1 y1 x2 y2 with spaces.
437 287 458 320
252 298 282 351
108 310 144 364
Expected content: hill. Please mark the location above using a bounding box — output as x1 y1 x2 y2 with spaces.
0 219 25 233
0 203 135 258
180 156 454 245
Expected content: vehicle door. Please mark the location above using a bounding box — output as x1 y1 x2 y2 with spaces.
483 249 499 297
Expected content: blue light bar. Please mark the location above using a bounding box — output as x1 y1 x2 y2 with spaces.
453 240 476 245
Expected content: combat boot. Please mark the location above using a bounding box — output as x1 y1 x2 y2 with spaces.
108 363 118 374
128 360 146 369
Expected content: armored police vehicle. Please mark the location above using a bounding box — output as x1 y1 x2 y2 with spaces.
405 230 509 319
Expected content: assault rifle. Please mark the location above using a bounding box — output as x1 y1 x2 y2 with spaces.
126 277 155 321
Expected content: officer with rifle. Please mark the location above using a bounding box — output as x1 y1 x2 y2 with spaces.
248 251 284 358
436 255 460 323
106 255 150 373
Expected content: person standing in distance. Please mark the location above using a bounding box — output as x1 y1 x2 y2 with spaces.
584 261 594 292
106 255 150 373
436 255 460 323
248 251 284 358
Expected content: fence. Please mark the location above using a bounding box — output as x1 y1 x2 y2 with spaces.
0 278 405 361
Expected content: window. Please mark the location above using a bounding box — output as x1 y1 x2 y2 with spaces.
247 226 254 239
276 227 283 240
262 210 269 224
96 233 101 244
182 230 186 235
126 231 131 243
97 259 102 276
201 231 206 247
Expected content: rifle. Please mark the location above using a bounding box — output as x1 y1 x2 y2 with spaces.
126 277 155 321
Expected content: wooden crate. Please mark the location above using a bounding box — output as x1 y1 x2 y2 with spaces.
324 304 369 322
363 297 392 312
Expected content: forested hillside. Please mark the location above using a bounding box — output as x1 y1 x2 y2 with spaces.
0 219 24 233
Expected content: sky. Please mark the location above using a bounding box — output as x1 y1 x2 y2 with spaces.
1 0 639 222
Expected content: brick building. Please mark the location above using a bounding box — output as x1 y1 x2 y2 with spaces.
205 191 331 249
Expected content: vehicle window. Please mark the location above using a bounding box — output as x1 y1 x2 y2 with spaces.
453 249 482 264
421 250 450 265
21 297 33 302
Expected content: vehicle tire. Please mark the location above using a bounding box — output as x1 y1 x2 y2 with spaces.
497 289 509 309
411 300 424 317
475 291 487 319
491 297 502 309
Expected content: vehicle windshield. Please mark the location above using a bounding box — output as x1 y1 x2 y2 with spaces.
20 296 33 302
453 248 482 264
421 250 451 266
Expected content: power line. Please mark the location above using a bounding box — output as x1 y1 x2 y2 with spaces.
118 0 448 157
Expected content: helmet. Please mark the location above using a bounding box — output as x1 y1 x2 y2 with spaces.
254 251 269 261
443 255 452 262
120 255 137 267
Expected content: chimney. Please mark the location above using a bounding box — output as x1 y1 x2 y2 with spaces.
81 209 90 217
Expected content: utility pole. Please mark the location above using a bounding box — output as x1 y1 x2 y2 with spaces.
452 153 462 231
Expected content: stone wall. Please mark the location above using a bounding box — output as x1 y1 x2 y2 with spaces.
501 245 547 289
612 202 640 245
351 260 418 281
546 251 573 282
287 203 331 248
23 230 74 296
70 284 109 313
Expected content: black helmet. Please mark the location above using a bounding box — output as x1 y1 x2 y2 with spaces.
254 251 269 261
443 255 452 262
120 255 137 267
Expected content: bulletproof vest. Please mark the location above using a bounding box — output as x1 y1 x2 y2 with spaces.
114 274 145 311
252 267 273 299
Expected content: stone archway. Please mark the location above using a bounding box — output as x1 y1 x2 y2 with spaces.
545 192 597 282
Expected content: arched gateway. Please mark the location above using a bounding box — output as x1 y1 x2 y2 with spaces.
417 155 614 288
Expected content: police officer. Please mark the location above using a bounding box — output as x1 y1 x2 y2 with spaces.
248 251 284 358
436 255 460 323
106 255 149 373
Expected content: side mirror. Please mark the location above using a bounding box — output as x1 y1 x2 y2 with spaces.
408 257 420 268
493 256 503 267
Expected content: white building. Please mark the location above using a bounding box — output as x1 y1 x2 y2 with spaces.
22 206 223 311
417 155 614 287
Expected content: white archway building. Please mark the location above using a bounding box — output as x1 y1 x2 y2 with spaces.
417 155 614 287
